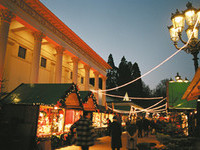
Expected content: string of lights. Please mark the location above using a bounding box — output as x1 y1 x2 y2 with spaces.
145 98 166 110
107 105 167 114
107 98 167 114
90 17 200 103
93 17 199 97
100 92 163 100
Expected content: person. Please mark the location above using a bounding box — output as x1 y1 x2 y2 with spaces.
142 117 149 137
110 116 122 150
136 117 143 138
70 111 95 150
126 119 138 150
106 118 111 135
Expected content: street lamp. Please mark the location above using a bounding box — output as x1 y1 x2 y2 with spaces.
168 2 200 72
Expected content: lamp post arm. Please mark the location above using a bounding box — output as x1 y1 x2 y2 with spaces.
178 32 187 45
174 42 182 50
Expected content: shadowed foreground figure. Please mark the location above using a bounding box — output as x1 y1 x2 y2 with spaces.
70 111 95 150
126 119 138 150
110 116 122 150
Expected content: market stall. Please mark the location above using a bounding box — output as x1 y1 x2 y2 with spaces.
167 81 197 136
1 83 83 149
79 91 98 112
182 67 200 137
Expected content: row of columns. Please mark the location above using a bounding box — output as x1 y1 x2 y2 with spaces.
0 8 107 105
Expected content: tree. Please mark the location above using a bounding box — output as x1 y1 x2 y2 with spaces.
152 78 169 98
142 81 152 97
117 56 133 96
106 54 118 94
131 62 143 97
106 54 151 99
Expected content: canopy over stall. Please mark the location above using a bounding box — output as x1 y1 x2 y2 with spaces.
167 82 197 110
182 67 200 101
2 83 82 109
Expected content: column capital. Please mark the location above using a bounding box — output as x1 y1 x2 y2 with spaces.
94 71 100 77
32 31 45 41
71 57 79 63
55 46 65 54
0 9 15 23
84 64 91 71
101 76 107 81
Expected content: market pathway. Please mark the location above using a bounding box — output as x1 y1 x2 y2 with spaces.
56 132 165 150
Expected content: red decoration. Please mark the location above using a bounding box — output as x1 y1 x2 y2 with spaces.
55 101 62 107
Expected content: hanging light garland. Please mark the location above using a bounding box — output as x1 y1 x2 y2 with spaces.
107 97 167 114
91 18 199 102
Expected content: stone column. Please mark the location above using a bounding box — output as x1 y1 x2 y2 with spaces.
84 65 90 91
72 57 79 84
102 76 107 106
55 46 64 83
94 71 99 104
0 9 14 83
30 31 45 83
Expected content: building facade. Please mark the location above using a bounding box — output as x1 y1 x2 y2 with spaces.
0 0 111 105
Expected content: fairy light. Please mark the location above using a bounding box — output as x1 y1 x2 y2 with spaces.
101 92 163 100
108 105 167 114
147 103 167 111
107 97 167 114
92 17 200 99
145 98 166 110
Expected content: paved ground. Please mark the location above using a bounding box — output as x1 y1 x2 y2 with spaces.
56 132 164 150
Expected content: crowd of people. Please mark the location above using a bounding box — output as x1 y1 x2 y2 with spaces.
69 111 164 150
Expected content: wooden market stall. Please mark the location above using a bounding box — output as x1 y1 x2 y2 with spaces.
0 83 83 149
182 67 200 137
79 91 107 137
79 91 97 112
167 80 197 136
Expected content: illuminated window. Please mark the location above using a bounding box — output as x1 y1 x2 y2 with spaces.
18 46 26 59
41 57 47 68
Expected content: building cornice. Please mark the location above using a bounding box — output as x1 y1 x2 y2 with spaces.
2 0 111 71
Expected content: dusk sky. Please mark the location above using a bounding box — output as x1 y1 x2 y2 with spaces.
40 0 200 90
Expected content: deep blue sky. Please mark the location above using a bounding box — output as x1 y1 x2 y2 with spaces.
40 0 200 90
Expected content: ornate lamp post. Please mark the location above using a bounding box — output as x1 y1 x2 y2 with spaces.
168 2 200 72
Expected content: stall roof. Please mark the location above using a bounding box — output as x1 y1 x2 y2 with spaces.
182 67 200 101
167 82 196 109
1 83 81 107
79 91 97 111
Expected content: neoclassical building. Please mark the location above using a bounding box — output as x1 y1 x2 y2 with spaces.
0 0 111 105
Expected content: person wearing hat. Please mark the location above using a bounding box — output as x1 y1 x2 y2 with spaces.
110 115 122 150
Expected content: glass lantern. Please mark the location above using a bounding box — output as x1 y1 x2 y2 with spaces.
186 27 199 39
168 25 179 42
184 8 197 26
171 10 185 32
197 9 200 24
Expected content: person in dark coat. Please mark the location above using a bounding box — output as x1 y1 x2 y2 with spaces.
110 116 122 150
106 118 111 135
136 117 143 138
126 119 138 150
70 111 95 150
143 117 149 137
